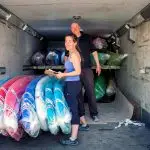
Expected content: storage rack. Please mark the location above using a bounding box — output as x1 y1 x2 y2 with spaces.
23 65 120 71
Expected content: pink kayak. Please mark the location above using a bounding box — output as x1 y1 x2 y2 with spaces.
0 76 24 136
3 76 34 141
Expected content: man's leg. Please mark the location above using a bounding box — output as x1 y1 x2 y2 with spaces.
82 68 98 120
78 89 90 130
77 72 90 130
78 89 85 118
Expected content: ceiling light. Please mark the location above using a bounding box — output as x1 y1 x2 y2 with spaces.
73 16 81 21
125 24 130 29
22 24 28 31
0 7 11 20
40 37 43 41
6 14 11 20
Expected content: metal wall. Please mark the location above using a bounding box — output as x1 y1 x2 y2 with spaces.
117 21 150 123
0 22 43 78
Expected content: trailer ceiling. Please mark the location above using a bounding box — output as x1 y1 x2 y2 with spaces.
1 0 150 39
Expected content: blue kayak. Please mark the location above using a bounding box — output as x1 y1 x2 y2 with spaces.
20 76 41 137
45 78 59 135
53 80 71 134
35 76 52 131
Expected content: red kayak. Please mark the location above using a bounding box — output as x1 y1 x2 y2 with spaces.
0 76 23 136
3 76 34 141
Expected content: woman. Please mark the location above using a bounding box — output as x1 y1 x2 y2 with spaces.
65 47 89 131
45 34 81 146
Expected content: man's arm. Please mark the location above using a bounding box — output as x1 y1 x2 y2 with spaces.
89 36 101 76
92 51 101 76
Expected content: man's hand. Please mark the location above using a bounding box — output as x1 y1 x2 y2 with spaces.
96 65 101 76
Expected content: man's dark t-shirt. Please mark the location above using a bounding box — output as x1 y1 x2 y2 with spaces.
65 33 96 68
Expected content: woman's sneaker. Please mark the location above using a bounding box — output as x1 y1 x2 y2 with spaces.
60 138 79 146
79 124 90 131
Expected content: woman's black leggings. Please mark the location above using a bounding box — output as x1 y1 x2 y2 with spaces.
64 81 81 125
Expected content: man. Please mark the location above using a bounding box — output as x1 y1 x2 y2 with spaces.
69 22 101 125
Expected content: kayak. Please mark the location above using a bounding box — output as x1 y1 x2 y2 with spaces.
45 78 59 135
53 81 71 134
35 76 51 131
0 76 23 135
3 76 34 141
20 76 41 137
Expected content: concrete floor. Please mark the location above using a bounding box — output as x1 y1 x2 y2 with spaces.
0 124 150 150
85 89 133 124
0 89 147 150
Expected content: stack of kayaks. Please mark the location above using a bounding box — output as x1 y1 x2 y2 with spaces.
0 75 71 141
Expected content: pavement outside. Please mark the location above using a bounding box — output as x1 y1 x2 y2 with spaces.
0 124 150 150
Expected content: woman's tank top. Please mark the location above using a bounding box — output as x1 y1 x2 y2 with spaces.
64 58 80 81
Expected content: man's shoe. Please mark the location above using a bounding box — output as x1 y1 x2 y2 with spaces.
60 138 79 146
91 115 99 122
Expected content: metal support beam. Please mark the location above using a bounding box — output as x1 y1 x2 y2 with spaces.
0 4 45 41
116 3 150 37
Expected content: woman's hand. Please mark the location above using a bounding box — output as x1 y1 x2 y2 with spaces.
55 72 65 79
44 69 50 75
